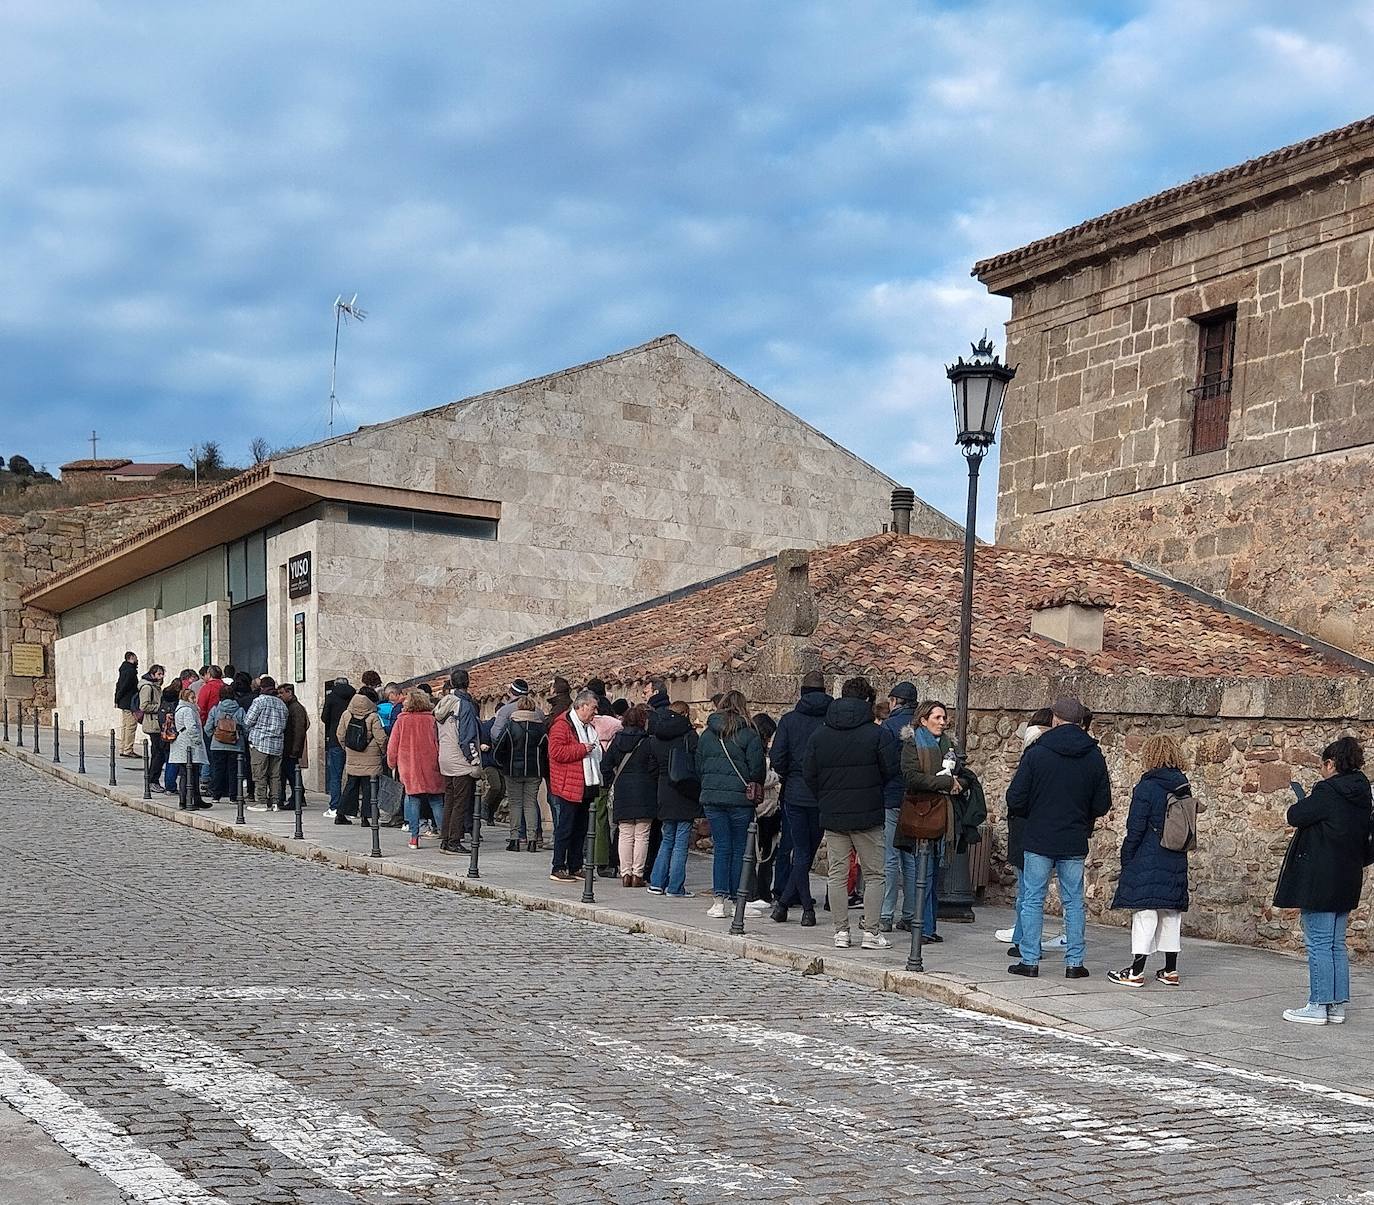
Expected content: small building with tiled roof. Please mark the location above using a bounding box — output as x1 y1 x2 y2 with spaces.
416 531 1374 961
60 458 183 482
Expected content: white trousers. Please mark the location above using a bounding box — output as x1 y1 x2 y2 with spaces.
1131 909 1182 955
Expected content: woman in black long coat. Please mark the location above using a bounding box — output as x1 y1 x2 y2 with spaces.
1274 735 1373 1026
1108 734 1192 988
603 705 658 887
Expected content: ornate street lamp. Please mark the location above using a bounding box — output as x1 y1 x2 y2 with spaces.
941 334 1016 923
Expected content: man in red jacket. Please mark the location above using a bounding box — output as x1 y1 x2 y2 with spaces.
547 690 603 882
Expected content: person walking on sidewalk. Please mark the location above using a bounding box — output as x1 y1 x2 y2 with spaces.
547 689 604 882
769 672 831 926
114 651 141 757
334 686 386 825
1006 697 1112 980
435 669 482 854
603 704 657 886
805 677 898 951
1275 735 1373 1025
1108 734 1193 988
645 701 701 897
244 676 288 813
696 691 765 919
386 688 446 850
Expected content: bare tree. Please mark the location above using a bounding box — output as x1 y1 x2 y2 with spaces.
249 437 272 465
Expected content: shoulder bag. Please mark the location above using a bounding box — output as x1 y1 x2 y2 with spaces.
720 732 765 807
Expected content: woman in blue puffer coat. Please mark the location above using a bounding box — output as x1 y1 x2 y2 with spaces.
1108 734 1191 988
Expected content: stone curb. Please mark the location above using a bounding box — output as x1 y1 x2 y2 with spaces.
2 746 1083 1034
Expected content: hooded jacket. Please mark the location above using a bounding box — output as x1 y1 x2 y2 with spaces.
1273 770 1373 913
137 674 164 734
494 708 547 779
1006 724 1048 870
169 700 208 766
336 693 385 777
603 726 657 822
881 705 917 807
644 709 702 822
1005 722 1112 860
321 680 356 749
203 695 247 753
283 697 310 760
769 691 831 809
434 691 481 778
696 713 765 808
803 697 899 833
114 660 140 710
1111 767 1191 912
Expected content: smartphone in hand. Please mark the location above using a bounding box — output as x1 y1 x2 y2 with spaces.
1290 781 1306 800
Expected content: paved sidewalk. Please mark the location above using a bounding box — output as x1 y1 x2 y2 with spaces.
4 726 1372 1097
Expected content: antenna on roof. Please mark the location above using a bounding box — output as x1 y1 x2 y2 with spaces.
328 293 367 438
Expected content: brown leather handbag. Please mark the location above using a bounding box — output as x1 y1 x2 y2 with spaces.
898 790 948 842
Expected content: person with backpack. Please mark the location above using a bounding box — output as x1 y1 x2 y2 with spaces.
603 704 657 886
1274 735 1374 1025
321 676 355 814
385 689 445 850
644 701 701 897
495 695 546 852
333 685 386 825
203 680 246 803
1108 734 1194 988
696 691 765 919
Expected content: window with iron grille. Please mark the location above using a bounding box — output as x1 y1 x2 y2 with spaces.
1189 308 1237 454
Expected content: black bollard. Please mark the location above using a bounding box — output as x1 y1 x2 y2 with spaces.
52 713 60 764
235 751 246 825
179 748 190 810
730 818 760 935
906 839 932 972
32 708 40 755
108 730 117 785
141 738 151 799
466 785 482 879
2 697 8 743
580 804 596 903
369 776 382 859
78 721 86 774
293 765 305 840
16 703 23 749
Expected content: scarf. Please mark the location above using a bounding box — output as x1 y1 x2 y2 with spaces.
569 710 604 787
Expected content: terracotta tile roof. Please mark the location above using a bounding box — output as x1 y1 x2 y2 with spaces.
430 534 1360 703
973 113 1374 284
105 462 183 476
60 458 133 471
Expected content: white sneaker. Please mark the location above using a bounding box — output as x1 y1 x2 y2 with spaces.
324 809 337 820
861 932 892 950
706 899 729 919
743 900 771 917
1045 932 1068 952
994 927 1015 943
833 930 851 948
246 805 269 813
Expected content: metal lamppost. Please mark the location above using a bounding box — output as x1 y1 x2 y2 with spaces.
938 335 1016 924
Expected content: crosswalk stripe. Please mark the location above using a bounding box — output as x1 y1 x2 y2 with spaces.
692 1018 1197 1153
0 986 413 1007
0 1047 216 1205
314 1021 797 1195
544 1019 991 1179
831 1012 1374 1137
81 1025 444 1194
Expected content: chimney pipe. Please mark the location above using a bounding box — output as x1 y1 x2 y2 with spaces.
890 487 915 535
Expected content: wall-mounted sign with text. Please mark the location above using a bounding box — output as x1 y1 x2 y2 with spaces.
288 551 312 598
10 643 44 678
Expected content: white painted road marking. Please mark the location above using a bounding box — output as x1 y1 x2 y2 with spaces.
692 1018 1197 1153
831 1012 1374 1137
0 1047 217 1205
315 1021 797 1195
82 1024 443 1194
546 1018 992 1178
0 985 414 1006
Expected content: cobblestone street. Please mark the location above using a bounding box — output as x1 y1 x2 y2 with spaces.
2 757 1373 1204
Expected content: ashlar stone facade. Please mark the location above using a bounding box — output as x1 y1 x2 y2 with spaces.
977 115 1374 658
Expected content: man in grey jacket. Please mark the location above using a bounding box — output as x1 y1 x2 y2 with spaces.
436 669 482 855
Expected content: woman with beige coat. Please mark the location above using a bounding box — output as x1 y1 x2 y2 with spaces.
333 686 386 826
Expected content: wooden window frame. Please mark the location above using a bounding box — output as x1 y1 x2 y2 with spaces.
1189 307 1237 455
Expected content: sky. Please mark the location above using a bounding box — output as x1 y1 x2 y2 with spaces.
4 1 1374 534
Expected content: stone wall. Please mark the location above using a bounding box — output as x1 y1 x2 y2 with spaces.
991 159 1374 656
153 602 230 687
53 609 156 732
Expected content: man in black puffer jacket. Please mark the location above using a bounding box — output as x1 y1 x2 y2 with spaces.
804 677 899 951
769 671 831 924
1006 697 1111 979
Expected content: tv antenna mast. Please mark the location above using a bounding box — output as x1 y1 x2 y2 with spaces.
328 293 367 438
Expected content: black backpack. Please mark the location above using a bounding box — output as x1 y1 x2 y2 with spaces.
344 715 370 753
667 736 700 799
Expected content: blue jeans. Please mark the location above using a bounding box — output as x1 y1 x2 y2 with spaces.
1011 867 1026 946
404 793 445 840
1301 910 1350 1005
881 809 917 924
326 745 345 810
703 805 750 900
650 819 694 895
1018 852 1086 966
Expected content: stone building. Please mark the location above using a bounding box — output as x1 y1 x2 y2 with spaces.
22 335 958 738
428 527 1374 961
975 114 1374 659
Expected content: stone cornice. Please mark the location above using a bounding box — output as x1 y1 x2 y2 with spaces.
974 114 1374 296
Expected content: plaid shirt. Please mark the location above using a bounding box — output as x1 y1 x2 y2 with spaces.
244 694 289 756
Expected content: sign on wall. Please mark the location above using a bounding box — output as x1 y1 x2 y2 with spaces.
288 552 312 599
293 612 306 684
10 644 44 677
201 614 212 666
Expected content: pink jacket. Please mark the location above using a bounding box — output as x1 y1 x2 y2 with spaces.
385 711 445 796
592 714 622 751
